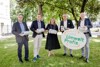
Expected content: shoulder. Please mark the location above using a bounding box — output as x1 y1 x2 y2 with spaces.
32 20 37 24
55 24 58 28
23 22 26 24
55 24 58 26
85 18 90 21
13 22 18 25
60 21 63 24
12 22 19 28
41 21 45 23
60 20 63 23
33 20 37 23
85 18 90 22
47 24 50 26
67 19 72 23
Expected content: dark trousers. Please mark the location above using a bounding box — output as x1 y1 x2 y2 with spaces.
17 41 29 60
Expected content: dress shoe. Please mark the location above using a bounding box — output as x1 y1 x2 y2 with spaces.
70 54 73 57
63 53 67 56
85 58 89 63
79 56 84 59
19 59 23 63
25 59 29 61
37 55 40 59
33 57 37 62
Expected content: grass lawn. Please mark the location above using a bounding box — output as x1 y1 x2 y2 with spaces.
0 36 100 67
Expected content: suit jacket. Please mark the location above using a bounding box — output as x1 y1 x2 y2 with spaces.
12 22 29 43
30 20 45 38
60 19 74 32
78 18 93 37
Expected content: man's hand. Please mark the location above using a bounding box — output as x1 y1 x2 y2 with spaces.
66 28 70 30
83 26 87 28
19 33 24 36
36 28 45 33
61 26 64 31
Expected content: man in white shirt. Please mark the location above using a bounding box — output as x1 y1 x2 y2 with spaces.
30 14 45 62
78 12 93 63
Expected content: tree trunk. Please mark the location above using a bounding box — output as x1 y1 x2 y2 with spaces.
59 14 62 21
77 0 88 28
69 0 88 29
80 0 88 12
69 0 78 28
38 4 43 16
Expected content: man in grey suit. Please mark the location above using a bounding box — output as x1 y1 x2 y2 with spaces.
12 14 29 63
60 14 74 57
78 12 93 63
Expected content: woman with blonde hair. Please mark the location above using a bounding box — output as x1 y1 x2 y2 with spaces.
45 18 61 57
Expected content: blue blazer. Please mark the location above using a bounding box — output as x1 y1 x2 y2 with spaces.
30 20 45 38
78 18 93 37
60 19 74 31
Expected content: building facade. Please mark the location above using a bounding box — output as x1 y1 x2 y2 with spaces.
0 0 11 36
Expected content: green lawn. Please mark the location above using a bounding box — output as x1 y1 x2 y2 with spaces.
0 36 100 67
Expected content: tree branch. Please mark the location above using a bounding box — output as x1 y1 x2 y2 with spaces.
44 2 71 12
80 0 88 12
68 0 78 23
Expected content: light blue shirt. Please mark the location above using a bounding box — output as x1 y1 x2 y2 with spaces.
38 21 41 29
19 23 25 33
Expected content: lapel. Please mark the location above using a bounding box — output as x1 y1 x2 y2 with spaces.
84 19 86 26
67 20 69 27
17 22 21 32
84 18 89 26
36 20 38 29
78 20 81 26
61 21 64 26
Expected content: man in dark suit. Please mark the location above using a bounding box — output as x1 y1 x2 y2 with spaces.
30 14 45 62
60 14 74 57
78 12 93 63
12 14 29 63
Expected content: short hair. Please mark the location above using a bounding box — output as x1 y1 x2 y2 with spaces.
80 12 85 16
17 13 23 17
37 14 42 16
81 11 84 13
62 14 67 17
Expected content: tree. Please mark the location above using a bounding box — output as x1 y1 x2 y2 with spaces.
14 0 100 25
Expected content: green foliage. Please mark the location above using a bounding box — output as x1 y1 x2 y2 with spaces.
86 0 100 21
11 0 100 23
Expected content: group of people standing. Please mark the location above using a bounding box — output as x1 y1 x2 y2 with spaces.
12 12 92 63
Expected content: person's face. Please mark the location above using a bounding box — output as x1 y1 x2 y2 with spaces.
80 13 85 20
37 15 42 21
18 15 23 22
50 19 55 24
62 15 67 21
